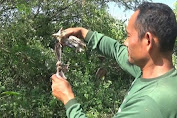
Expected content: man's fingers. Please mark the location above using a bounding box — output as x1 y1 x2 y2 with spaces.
51 74 57 82
51 74 64 82
63 28 74 38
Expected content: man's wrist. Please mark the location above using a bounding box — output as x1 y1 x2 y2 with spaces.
65 98 78 110
84 30 94 42
80 27 89 39
63 95 75 105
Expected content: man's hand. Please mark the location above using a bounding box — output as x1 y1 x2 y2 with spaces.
63 27 89 40
51 74 75 105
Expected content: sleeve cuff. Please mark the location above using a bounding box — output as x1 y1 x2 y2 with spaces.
65 98 78 110
84 30 94 42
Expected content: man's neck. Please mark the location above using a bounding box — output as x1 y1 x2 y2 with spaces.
141 55 173 79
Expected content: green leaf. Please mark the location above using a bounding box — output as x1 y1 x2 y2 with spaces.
1 91 21 96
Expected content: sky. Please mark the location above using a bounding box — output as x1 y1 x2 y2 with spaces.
108 0 176 22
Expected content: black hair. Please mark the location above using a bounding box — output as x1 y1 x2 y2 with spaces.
135 2 177 52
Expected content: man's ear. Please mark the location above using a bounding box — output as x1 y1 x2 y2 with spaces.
144 32 154 51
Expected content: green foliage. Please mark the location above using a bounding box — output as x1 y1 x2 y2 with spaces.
173 1 177 69
174 1 177 16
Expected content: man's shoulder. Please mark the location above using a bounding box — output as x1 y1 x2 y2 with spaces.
121 69 177 117
153 68 177 99
118 95 163 118
146 75 177 116
148 68 177 99
149 78 177 104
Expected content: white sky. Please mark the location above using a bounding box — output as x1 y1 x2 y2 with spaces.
108 0 176 22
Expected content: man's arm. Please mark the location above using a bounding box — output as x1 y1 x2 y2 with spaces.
85 31 140 78
65 99 87 118
114 96 163 118
63 27 140 78
51 74 87 118
62 27 89 40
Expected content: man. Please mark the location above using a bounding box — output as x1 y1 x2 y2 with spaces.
51 2 177 118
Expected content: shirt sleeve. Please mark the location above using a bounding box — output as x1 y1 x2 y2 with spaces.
114 96 163 118
65 99 87 118
85 31 141 78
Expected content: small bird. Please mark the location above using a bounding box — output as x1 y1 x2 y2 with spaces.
52 28 86 52
52 28 86 79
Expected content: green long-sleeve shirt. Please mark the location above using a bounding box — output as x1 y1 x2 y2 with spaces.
65 31 177 118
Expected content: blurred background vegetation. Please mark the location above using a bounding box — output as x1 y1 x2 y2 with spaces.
0 0 176 117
